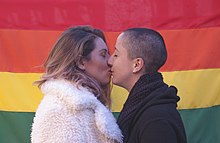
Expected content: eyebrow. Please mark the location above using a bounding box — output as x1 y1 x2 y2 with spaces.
99 49 108 53
114 47 119 52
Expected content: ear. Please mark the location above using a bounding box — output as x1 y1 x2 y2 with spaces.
77 59 86 70
132 58 144 73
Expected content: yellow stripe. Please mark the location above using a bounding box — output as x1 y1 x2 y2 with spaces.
163 68 220 109
0 72 43 112
111 68 220 112
1 69 220 112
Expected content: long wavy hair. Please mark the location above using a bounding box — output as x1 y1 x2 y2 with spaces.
35 26 111 107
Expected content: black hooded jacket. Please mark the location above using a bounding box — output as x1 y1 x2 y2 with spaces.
117 72 187 143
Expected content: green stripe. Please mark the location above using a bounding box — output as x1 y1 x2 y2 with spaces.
114 105 220 143
0 111 34 143
113 112 120 119
179 105 220 143
1 106 220 143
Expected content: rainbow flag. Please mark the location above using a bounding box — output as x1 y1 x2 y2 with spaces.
0 0 220 142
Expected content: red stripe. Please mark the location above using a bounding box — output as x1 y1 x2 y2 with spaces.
1 28 220 72
0 0 220 31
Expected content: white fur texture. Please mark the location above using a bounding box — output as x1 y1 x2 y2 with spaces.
31 79 123 143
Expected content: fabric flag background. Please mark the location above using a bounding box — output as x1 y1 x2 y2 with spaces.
0 0 220 142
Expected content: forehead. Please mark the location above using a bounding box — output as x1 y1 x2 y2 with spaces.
115 33 126 50
116 33 125 43
93 37 108 51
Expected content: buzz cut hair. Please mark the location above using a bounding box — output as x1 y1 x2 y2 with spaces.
121 28 167 72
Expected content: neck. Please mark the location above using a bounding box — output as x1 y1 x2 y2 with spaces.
126 74 143 92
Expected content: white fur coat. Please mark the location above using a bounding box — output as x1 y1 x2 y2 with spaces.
31 79 122 143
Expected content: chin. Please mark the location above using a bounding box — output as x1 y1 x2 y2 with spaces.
112 80 122 87
101 79 110 86
100 83 109 87
112 78 118 85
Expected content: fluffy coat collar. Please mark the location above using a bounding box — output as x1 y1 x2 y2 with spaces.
41 79 122 143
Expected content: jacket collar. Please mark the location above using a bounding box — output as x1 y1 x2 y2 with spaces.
41 79 122 142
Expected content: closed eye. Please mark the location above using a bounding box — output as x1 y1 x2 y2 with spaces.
113 54 118 57
101 51 108 58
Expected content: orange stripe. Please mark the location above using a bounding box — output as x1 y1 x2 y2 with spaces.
105 28 220 72
1 27 220 72
160 28 220 71
0 29 61 72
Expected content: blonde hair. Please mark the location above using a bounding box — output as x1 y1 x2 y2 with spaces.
35 26 111 106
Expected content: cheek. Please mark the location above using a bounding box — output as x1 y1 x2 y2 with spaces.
90 57 106 69
97 61 108 71
114 58 125 70
93 60 109 77
95 56 106 66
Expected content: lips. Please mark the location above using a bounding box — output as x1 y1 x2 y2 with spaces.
108 69 113 75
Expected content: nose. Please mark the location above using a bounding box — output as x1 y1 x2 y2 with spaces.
107 55 113 67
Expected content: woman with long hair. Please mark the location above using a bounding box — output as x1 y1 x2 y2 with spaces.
31 26 122 143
